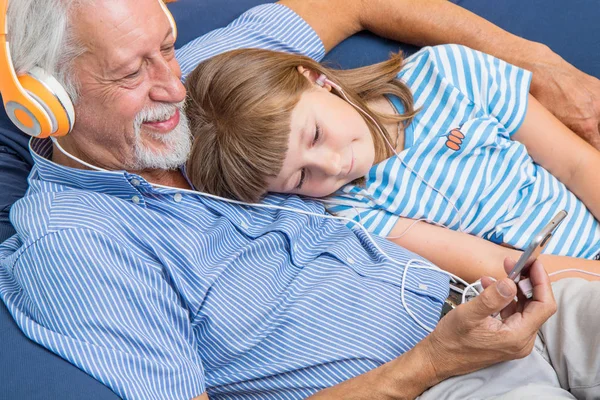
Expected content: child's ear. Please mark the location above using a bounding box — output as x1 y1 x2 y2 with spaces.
296 66 332 92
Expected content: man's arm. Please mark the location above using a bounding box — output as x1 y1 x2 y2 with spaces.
280 0 600 148
307 342 438 400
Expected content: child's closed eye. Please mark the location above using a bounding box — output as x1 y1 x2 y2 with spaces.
296 169 306 190
312 124 322 145
295 125 321 190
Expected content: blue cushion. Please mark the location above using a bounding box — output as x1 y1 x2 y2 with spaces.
1 0 598 398
0 298 119 399
453 0 599 78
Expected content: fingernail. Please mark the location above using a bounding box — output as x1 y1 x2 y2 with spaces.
497 280 514 298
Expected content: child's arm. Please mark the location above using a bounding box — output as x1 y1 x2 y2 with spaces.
512 95 600 220
388 217 600 283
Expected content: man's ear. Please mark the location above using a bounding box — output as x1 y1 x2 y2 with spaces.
296 66 332 92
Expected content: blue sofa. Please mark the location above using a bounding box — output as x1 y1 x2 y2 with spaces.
1 0 598 398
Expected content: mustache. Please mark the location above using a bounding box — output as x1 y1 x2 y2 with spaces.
133 101 186 127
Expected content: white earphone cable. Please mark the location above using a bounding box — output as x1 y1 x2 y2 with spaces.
50 136 474 333
549 269 600 278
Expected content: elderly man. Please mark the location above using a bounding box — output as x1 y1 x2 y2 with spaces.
1 0 599 399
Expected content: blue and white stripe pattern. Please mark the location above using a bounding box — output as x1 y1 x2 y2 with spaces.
327 44 600 258
0 5 449 399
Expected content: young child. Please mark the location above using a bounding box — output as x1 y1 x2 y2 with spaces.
184 44 600 282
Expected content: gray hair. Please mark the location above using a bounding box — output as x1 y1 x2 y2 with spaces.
7 0 90 103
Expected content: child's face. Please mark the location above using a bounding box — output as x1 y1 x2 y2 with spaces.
266 86 375 197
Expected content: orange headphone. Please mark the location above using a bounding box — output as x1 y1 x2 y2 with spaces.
0 0 177 138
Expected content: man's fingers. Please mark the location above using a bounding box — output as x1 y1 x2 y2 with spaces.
480 276 494 289
501 260 556 331
591 124 600 150
576 119 600 150
500 299 518 319
503 257 517 275
527 260 554 305
462 278 517 321
520 260 557 325
480 276 518 319
505 298 555 334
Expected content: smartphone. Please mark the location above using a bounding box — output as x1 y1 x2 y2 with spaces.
507 210 568 283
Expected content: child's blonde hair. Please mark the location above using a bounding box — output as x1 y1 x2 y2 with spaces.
185 48 417 202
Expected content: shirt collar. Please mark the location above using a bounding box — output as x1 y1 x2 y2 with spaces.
29 137 163 205
28 138 328 236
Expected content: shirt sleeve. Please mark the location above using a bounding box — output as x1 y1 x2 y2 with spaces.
176 4 325 80
426 44 532 137
2 228 205 400
325 187 401 238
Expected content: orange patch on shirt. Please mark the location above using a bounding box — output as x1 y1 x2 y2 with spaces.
450 129 465 139
445 141 461 151
445 128 465 151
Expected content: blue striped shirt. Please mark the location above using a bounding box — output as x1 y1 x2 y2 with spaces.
0 5 449 400
328 44 600 259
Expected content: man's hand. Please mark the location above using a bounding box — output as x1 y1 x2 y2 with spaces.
422 258 557 383
526 46 600 149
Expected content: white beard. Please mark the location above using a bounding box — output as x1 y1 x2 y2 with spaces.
129 101 192 171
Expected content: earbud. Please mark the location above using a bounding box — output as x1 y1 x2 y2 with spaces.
315 74 327 87
316 73 340 91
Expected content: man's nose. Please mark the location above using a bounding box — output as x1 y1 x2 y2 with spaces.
149 59 186 104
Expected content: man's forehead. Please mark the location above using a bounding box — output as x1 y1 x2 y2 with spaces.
73 0 172 64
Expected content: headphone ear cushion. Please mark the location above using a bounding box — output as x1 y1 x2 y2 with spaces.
19 67 75 137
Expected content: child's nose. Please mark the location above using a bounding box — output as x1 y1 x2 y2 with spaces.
318 151 342 176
